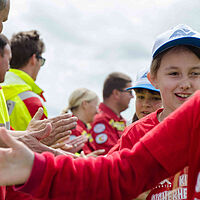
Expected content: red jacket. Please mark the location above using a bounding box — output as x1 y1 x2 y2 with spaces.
90 103 126 154
70 119 94 154
108 108 162 155
0 186 6 200
108 108 188 199
15 91 200 200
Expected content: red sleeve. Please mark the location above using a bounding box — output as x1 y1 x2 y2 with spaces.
23 97 47 119
16 91 200 200
17 146 169 200
107 139 120 155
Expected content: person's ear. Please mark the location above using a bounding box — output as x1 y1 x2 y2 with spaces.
81 101 88 110
147 72 159 89
112 89 121 99
29 54 37 66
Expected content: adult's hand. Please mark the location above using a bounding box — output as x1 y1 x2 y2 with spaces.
80 149 105 158
0 128 34 186
27 108 78 146
17 124 77 156
61 135 88 153
18 123 54 153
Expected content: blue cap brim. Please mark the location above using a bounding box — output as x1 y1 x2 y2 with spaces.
126 84 160 92
153 37 200 58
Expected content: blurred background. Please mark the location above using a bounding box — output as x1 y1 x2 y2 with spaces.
3 0 200 123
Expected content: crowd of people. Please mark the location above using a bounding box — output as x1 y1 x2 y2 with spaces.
0 0 200 200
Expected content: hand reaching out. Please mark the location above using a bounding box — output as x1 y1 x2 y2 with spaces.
27 108 78 146
60 135 88 153
0 128 34 186
80 149 105 158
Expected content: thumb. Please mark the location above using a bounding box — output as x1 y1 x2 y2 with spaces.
0 128 23 150
31 123 52 141
32 107 44 121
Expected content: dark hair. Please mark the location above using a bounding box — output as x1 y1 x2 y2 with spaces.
0 0 7 11
132 88 161 123
0 34 9 56
10 30 45 69
103 72 132 100
132 113 139 123
134 88 160 96
150 45 200 78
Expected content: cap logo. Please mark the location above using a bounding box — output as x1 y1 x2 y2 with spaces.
169 28 195 39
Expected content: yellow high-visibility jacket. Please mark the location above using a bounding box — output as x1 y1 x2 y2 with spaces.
2 69 47 131
0 86 10 129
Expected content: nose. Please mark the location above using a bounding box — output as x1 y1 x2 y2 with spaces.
178 77 191 90
142 99 151 107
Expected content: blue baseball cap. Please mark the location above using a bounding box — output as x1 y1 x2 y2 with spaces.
126 68 160 92
152 24 200 58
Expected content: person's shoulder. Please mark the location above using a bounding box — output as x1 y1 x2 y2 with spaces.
123 110 160 137
93 111 110 124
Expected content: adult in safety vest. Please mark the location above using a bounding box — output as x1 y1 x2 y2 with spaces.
2 30 48 131
90 72 133 154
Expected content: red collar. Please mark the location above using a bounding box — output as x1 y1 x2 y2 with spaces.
99 103 125 121
77 119 87 129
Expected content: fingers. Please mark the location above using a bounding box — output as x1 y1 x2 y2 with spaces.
49 114 77 124
52 118 77 133
32 107 44 121
50 143 66 149
55 135 70 143
54 130 71 141
60 144 74 151
66 135 88 145
50 135 70 149
91 149 105 156
80 151 87 158
0 128 23 150
83 149 105 158
61 135 87 153
31 123 52 141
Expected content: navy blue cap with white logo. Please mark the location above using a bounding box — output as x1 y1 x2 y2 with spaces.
152 24 200 58
126 68 160 92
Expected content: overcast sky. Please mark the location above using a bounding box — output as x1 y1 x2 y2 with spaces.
2 0 200 122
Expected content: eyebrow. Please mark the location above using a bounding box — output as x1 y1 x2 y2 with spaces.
191 66 200 70
165 65 200 71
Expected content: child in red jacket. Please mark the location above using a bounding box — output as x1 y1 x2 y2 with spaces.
0 90 200 199
108 24 200 199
